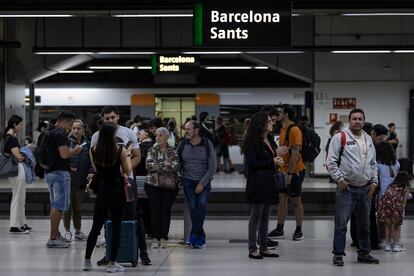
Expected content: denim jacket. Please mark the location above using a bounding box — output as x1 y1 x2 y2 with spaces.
69 136 92 188
145 144 179 187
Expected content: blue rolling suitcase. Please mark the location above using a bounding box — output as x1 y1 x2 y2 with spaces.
105 220 138 267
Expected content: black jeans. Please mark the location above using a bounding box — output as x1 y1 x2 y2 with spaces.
145 184 177 240
85 196 124 262
248 204 271 252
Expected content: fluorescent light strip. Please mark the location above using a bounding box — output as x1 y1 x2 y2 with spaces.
254 66 269 69
113 14 193 17
136 66 152 69
183 51 242 55
331 50 392 54
342 13 414 16
35 51 95 55
204 66 253 70
95 51 155 55
0 14 73 17
245 51 305 54
59 70 94 73
89 66 135 69
393 50 414 53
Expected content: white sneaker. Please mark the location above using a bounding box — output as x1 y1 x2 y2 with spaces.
379 239 387 249
96 238 106 248
83 259 92 271
57 233 71 244
393 243 403 252
151 238 159 249
385 242 392 252
64 231 72 241
106 263 125 273
75 231 88 241
160 238 168 249
46 238 71 248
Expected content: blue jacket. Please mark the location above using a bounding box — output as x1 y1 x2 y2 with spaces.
20 146 36 184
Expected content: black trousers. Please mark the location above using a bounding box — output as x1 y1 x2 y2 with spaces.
85 196 124 262
145 184 177 240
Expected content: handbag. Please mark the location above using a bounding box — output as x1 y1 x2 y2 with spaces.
0 153 19 178
274 172 286 190
158 172 178 191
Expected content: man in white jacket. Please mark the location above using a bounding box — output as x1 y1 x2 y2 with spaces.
327 108 379 267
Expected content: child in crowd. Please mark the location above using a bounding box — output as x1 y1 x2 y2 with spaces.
377 171 412 252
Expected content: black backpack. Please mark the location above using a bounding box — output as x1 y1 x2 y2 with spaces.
286 123 321 162
35 127 58 169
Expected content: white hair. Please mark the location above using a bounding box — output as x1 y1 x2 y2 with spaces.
156 127 170 137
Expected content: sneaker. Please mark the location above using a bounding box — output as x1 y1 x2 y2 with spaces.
151 238 159 249
333 255 344 266
21 224 32 232
96 238 106 248
106 263 125 273
160 238 168 249
393 243 403 252
46 238 71 248
140 252 152 266
357 254 380 264
97 256 109 266
293 230 304 241
10 227 29 234
384 242 392 252
64 231 72 241
57 233 71 244
192 237 206 249
185 235 194 246
75 232 88 241
268 228 285 240
266 239 279 250
83 259 92 271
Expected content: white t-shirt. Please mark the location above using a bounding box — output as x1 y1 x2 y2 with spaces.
353 133 367 162
91 125 139 178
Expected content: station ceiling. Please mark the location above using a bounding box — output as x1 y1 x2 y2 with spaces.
3 0 413 88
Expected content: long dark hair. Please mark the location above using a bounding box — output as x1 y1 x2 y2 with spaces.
240 112 268 155
2 115 23 139
93 122 119 167
376 141 396 166
392 171 411 188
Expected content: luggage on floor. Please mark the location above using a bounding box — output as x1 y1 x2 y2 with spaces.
105 220 138 267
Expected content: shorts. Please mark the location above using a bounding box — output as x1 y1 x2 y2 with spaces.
279 170 305 198
46 171 71 211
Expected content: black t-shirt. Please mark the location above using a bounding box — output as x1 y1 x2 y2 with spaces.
4 134 20 154
46 127 70 172
388 132 398 150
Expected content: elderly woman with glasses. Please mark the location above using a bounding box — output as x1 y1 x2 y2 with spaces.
145 127 179 249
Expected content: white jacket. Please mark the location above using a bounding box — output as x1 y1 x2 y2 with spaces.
327 128 378 186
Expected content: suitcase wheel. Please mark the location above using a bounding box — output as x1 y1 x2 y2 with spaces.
131 262 138 267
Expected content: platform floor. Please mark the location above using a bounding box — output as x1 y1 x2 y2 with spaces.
1 218 413 275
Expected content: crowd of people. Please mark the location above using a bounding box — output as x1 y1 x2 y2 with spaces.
0 104 411 272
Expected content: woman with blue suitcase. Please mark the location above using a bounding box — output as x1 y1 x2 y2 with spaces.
83 123 132 273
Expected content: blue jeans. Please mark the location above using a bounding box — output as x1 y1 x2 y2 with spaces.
333 184 371 256
182 178 211 240
46 171 71 212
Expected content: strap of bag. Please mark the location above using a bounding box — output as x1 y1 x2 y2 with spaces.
337 131 346 167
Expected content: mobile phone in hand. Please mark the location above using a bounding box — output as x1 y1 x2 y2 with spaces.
80 142 88 148
125 141 132 149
